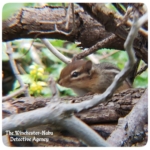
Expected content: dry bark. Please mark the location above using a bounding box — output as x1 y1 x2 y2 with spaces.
107 88 148 146
3 88 145 122
2 4 147 63
2 88 147 146
2 3 148 147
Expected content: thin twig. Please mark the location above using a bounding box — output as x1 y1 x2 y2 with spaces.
117 6 133 26
33 42 78 55
22 33 41 57
62 3 76 36
2 85 28 102
75 34 117 60
56 47 78 54
41 39 71 64
48 76 60 102
65 3 71 29
6 42 30 97
28 25 72 36
98 50 119 60
116 6 148 38
135 64 148 77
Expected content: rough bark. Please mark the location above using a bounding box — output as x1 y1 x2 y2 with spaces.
2 3 148 147
3 88 147 146
2 5 148 63
3 88 145 122
107 88 148 146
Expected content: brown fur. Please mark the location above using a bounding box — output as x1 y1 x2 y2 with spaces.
58 60 131 96
59 60 88 79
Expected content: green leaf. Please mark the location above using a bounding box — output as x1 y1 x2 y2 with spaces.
133 71 148 88
2 43 9 61
2 3 24 20
41 87 51 96
57 85 76 96
20 74 34 84
13 74 34 90
50 39 64 47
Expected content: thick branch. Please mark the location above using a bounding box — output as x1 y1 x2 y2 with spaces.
107 88 148 146
78 3 147 63
2 6 112 48
61 116 110 146
3 11 147 131
3 88 145 123
2 8 148 147
2 5 148 63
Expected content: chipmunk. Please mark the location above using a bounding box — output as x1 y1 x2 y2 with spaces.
58 60 131 96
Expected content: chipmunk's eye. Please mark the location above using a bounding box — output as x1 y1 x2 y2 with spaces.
71 71 79 77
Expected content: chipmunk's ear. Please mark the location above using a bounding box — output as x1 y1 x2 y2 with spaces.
83 60 92 74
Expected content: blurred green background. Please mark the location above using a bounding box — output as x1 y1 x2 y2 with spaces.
2 3 148 97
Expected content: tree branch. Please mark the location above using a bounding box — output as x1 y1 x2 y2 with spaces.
78 3 148 63
64 13 148 113
60 116 110 146
6 42 30 97
2 85 28 102
75 34 116 59
107 88 148 146
2 8 148 147
2 5 148 63
41 39 71 64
